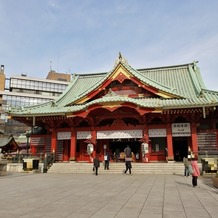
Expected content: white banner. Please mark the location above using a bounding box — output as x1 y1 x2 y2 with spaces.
172 123 191 137
148 129 166 137
77 131 91 139
97 130 142 139
57 132 71 140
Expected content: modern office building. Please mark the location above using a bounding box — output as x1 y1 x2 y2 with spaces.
0 65 6 133
0 70 70 135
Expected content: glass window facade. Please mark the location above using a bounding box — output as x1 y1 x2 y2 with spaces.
1 76 69 135
10 78 68 93
2 95 50 109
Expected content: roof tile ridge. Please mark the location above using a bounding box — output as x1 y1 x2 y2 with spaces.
7 100 51 114
55 75 80 106
137 62 192 71
188 63 202 96
201 89 218 95
193 63 206 89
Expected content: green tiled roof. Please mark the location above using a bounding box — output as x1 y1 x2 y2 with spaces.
120 61 183 97
8 56 218 117
138 62 206 98
55 73 106 107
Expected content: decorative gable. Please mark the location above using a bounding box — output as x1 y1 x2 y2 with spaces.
74 53 180 105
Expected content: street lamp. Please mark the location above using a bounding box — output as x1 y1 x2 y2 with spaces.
25 132 31 155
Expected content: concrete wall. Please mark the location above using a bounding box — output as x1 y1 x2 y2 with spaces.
7 163 44 173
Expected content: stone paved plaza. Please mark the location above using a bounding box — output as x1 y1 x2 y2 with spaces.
0 173 218 218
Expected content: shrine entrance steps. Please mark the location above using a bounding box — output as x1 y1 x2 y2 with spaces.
47 162 185 175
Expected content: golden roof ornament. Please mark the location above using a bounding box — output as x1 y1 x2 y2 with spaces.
114 52 128 67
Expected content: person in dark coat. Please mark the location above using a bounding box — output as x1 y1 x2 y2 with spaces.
124 160 132 175
93 155 100 176
104 153 110 170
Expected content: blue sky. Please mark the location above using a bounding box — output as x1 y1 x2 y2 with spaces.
1 0 218 90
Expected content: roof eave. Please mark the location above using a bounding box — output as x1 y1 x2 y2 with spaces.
11 112 66 118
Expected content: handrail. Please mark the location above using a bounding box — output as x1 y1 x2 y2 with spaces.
43 152 55 173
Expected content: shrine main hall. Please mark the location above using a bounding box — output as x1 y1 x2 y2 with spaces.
8 54 218 163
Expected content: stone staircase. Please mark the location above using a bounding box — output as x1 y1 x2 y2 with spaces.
47 162 186 175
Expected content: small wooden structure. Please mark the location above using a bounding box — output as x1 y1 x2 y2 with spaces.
0 134 20 153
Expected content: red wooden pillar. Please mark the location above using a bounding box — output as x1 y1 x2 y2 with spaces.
70 129 76 161
191 123 198 158
51 128 57 153
167 124 174 161
30 137 35 155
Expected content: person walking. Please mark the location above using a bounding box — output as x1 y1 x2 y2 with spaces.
104 153 110 170
123 145 132 175
183 157 190 177
124 160 132 175
191 158 200 187
164 147 168 162
93 155 100 176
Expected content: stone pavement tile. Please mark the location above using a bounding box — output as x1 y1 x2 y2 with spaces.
181 199 203 208
0 203 18 211
204 206 218 218
185 207 211 218
90 213 119 218
71 205 102 216
164 202 184 212
208 190 218 200
19 213 44 218
66 213 97 218
87 208 120 218
140 205 162 214
0 210 17 218
139 212 162 218
41 210 75 218
10 207 39 217
163 211 187 218
89 201 124 217
19 208 56 218
144 199 164 207
114 208 141 218
0 214 18 218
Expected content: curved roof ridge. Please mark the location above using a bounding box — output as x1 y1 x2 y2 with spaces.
194 63 206 89
8 100 51 113
188 63 202 96
201 89 218 94
137 62 194 71
55 75 80 105
85 95 160 108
